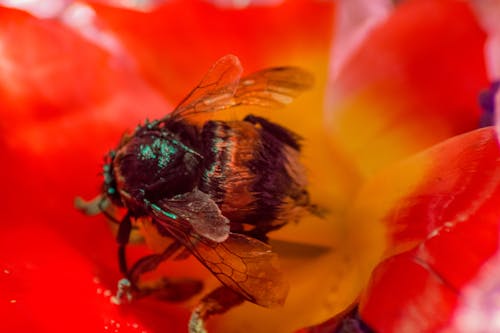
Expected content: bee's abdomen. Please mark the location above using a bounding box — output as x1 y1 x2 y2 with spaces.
199 121 257 219
199 116 308 232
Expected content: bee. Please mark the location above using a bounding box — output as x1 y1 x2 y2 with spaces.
76 54 314 331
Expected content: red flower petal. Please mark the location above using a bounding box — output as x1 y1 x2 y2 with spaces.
90 0 334 102
326 0 489 177
359 251 458 332
0 7 197 332
384 127 499 256
0 6 170 153
355 127 500 332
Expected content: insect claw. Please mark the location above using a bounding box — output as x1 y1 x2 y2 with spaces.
188 287 243 333
188 307 207 333
110 278 133 305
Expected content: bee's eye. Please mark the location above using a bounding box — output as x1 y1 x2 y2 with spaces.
102 161 119 199
103 164 113 183
103 164 110 173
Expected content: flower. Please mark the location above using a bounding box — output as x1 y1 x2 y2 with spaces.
1 0 499 333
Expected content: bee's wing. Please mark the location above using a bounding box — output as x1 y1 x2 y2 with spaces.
146 193 289 307
149 189 230 243
183 231 289 308
170 54 313 123
170 54 243 120
233 66 314 108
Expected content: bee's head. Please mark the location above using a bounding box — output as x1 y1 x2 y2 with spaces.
109 128 202 203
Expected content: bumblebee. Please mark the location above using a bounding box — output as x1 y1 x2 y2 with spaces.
76 55 314 331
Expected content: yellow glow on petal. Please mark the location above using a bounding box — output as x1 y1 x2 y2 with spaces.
327 87 452 178
213 245 361 332
344 154 429 284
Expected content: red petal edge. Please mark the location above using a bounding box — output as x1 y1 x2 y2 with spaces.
360 127 500 332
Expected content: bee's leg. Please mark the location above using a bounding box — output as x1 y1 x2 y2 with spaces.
127 241 182 284
132 275 203 303
189 286 244 333
112 213 133 304
119 240 203 303
116 213 133 276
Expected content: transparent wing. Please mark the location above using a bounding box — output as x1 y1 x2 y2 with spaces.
234 66 314 108
154 189 230 243
169 54 313 123
170 54 243 120
147 198 289 307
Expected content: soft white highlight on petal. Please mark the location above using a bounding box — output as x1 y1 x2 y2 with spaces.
61 4 115 53
485 37 500 80
450 244 500 333
61 3 134 67
208 0 284 9
328 0 394 82
93 0 167 11
0 0 165 16
324 0 394 128
0 0 70 18
470 0 500 79
0 39 24 97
